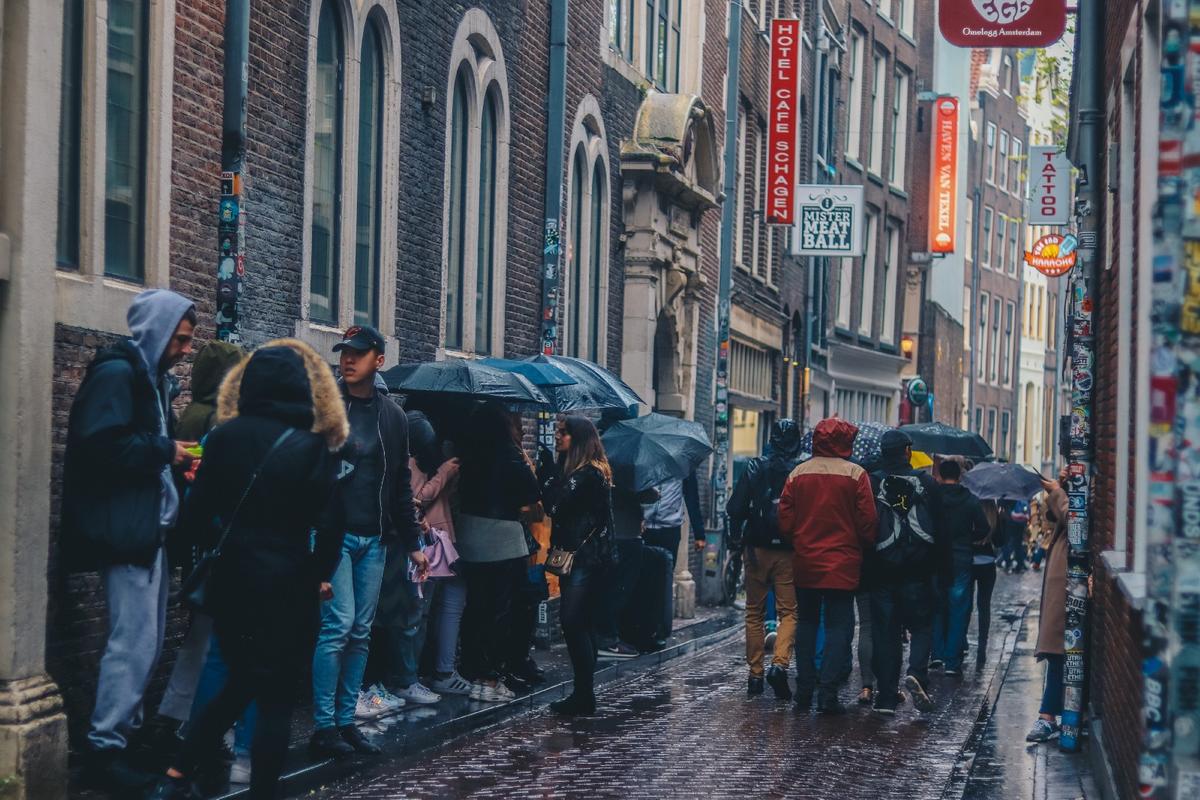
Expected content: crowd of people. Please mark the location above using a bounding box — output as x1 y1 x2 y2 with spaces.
64 288 1071 799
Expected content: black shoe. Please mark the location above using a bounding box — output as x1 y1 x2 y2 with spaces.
144 775 201 800
308 727 355 759
794 685 814 712
509 659 548 685
501 672 534 695
928 659 945 672
976 654 987 671
128 716 185 771
817 697 847 715
550 693 596 716
747 676 765 696
340 725 382 755
81 748 158 794
766 666 793 701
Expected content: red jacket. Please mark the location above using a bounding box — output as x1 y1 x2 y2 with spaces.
778 419 878 590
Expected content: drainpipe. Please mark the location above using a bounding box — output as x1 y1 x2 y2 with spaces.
800 11 829 433
537 0 569 450
967 94 988 430
216 0 250 343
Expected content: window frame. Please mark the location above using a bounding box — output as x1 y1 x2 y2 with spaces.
859 211 879 337
985 122 996 184
977 292 989 380
845 31 865 162
563 96 612 365
997 129 1009 191
868 50 887 175
880 222 900 344
890 68 909 189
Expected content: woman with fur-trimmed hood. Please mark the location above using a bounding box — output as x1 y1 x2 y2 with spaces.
149 339 348 800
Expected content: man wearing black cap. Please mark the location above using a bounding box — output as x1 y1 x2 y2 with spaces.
865 429 945 715
310 326 427 758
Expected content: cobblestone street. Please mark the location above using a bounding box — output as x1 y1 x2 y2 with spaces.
313 575 1041 800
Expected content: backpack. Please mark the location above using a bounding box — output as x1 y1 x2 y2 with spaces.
874 474 936 568
748 459 792 547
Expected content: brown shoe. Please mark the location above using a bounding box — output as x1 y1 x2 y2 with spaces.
857 686 875 705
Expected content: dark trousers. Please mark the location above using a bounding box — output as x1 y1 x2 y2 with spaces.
1040 654 1065 716
175 633 293 800
870 578 936 707
644 526 681 571
595 539 642 648
559 565 599 698
459 558 525 681
794 587 854 701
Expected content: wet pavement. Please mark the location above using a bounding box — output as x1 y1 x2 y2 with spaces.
311 573 1043 800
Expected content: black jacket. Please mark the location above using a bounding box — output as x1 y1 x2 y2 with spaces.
62 340 179 568
939 483 992 563
542 464 617 570
865 459 947 586
337 383 422 552
459 441 541 521
726 453 800 550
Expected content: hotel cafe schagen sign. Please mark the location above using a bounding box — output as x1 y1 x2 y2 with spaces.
940 0 1067 48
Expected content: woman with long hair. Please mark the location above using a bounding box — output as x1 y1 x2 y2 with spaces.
541 415 617 715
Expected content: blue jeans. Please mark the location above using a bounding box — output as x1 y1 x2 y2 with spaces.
188 628 255 755
1040 653 1065 716
944 564 974 669
312 534 386 729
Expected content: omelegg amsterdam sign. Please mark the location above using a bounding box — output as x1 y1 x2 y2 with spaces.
767 18 801 225
939 0 1068 48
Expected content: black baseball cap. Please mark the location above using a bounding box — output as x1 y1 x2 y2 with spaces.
332 325 386 354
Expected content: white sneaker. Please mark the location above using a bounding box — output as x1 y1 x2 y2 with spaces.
367 683 407 713
482 682 516 703
354 688 391 720
393 683 441 705
469 682 486 701
229 755 251 785
430 671 473 696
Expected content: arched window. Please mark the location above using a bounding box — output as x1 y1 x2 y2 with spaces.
354 20 384 325
310 0 343 323
563 97 610 363
441 10 510 355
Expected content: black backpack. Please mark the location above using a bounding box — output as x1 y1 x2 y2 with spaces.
748 459 793 547
874 473 936 567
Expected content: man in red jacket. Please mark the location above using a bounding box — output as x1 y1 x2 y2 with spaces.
778 418 878 714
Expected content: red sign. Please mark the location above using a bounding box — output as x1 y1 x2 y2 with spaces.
929 98 959 254
939 0 1068 48
767 19 800 225
1024 233 1078 276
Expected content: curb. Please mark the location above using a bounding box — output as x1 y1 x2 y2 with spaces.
218 612 743 799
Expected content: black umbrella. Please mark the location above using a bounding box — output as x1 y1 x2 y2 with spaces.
382 359 549 405
962 462 1045 502
898 421 993 459
601 413 713 492
524 354 642 417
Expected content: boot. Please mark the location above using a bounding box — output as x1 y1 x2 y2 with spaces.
550 693 596 716
766 665 793 701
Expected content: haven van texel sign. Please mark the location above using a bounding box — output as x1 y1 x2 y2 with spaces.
791 185 865 257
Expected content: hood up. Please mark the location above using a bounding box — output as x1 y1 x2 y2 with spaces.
768 419 802 462
217 338 349 451
812 418 857 459
127 289 194 376
190 341 244 404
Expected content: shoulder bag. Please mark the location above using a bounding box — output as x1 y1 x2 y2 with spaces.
544 525 601 578
182 428 294 611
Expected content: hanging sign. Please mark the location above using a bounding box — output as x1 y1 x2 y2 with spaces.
767 18 801 225
1025 233 1078 276
929 97 959 254
1031 146 1071 225
939 0 1068 48
791 185 865 257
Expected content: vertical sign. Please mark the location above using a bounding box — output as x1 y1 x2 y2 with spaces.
1031 146 1071 225
929 97 959 254
766 18 800 225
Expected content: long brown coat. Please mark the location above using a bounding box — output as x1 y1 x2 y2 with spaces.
1036 486 1069 657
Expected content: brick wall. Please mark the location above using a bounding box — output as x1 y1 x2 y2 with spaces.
918 300 964 425
1090 563 1144 800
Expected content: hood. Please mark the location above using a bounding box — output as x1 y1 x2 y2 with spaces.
217 338 349 451
190 341 244 404
812 418 857 459
127 289 194 376
769 419 802 462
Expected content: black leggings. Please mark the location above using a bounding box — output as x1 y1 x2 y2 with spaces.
558 565 599 698
174 633 294 800
968 562 998 656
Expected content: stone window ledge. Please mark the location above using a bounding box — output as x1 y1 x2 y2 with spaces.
1100 549 1145 611
293 319 401 367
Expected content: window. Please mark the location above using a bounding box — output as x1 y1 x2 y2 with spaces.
1009 222 1020 275
881 223 900 344
565 100 611 363
845 33 864 161
1010 138 1023 196
964 197 974 259
997 130 1009 191
353 22 385 326
869 52 887 174
1001 54 1014 95
991 297 1001 383
752 120 766 278
1001 301 1014 385
441 10 511 355
890 69 909 187
995 215 1006 273
645 0 681 91
981 206 993 267
730 340 778 401
987 408 997 449
57 0 85 267
977 292 988 380
985 123 996 183
104 0 151 281
897 0 914 35
735 110 748 267
975 407 983 434
860 212 878 336
609 0 635 61
836 257 854 328
878 0 893 19
1000 410 1010 455
309 2 343 323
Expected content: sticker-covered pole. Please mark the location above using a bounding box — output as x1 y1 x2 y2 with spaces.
216 0 249 343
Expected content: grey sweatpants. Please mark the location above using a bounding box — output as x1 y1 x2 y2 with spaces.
157 612 214 722
87 547 170 751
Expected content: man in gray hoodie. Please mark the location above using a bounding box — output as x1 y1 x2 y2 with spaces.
63 289 197 791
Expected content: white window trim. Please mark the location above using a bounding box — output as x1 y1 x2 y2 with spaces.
845 32 864 162
751 119 765 281
868 51 886 176
985 122 997 185
734 109 748 271
563 95 611 366
890 69 909 190
859 211 878 336
836 257 853 329
880 223 899 344
297 0 403 360
56 0 176 335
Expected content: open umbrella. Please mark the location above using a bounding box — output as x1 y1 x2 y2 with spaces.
601 413 713 492
524 354 642 417
480 357 578 387
799 420 892 467
382 359 549 405
898 421 993 459
962 462 1045 502
910 450 934 470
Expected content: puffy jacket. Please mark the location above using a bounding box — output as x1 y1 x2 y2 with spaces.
778 419 878 590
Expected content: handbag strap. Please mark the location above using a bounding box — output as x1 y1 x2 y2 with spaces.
210 428 294 557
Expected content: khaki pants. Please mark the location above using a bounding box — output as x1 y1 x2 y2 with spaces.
744 547 797 676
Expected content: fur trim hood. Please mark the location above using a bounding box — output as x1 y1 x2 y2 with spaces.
216 338 349 451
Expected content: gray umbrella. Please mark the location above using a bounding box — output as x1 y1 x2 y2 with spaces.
962 462 1046 502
